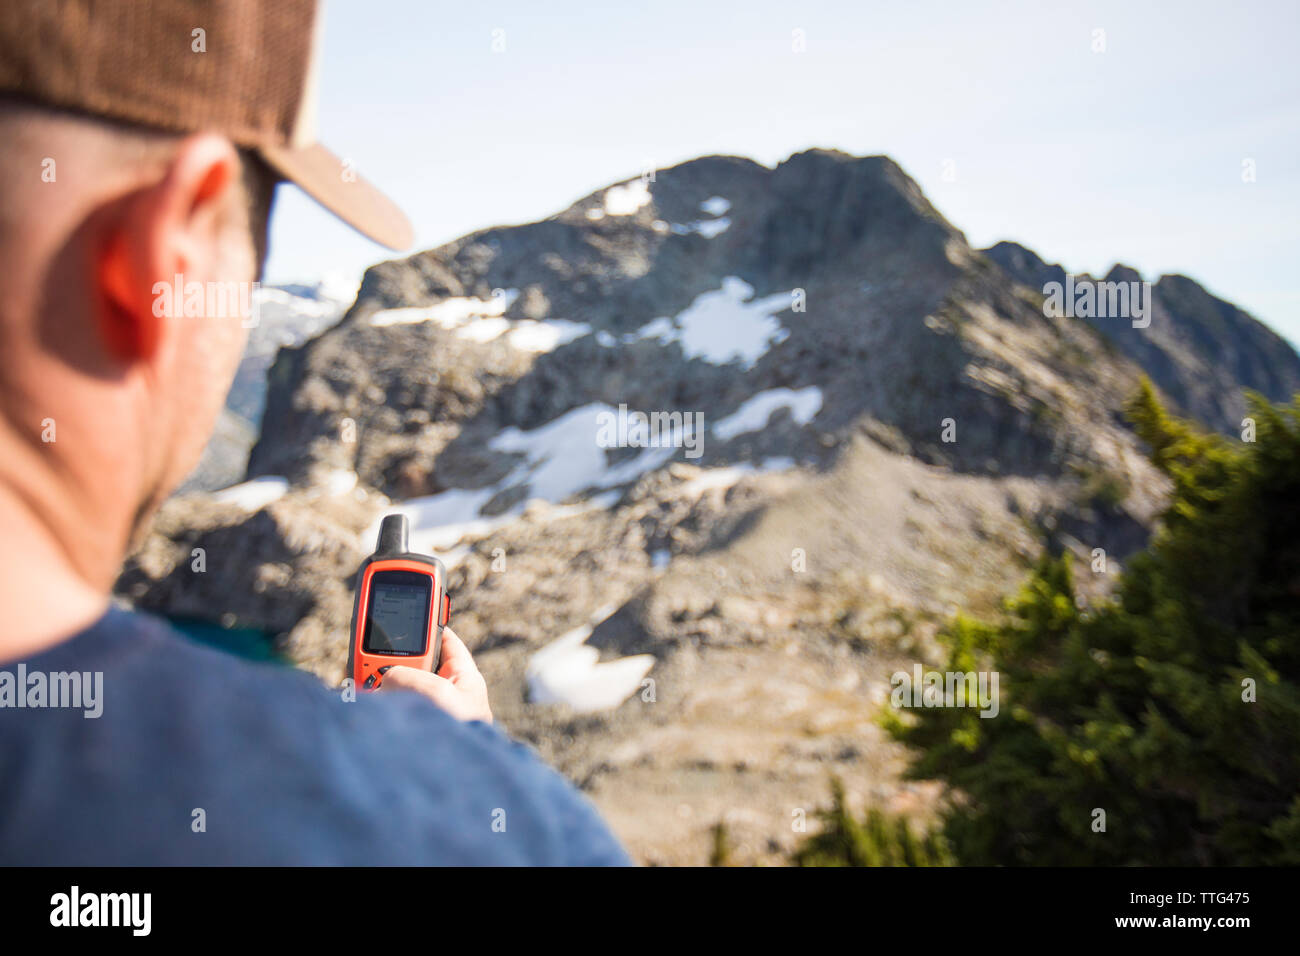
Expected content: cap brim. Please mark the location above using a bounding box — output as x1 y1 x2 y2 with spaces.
258 142 414 251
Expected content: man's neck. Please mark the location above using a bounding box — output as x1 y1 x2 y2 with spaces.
0 460 118 664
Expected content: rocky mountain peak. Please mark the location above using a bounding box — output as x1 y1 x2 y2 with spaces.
126 150 1299 864
983 242 1300 432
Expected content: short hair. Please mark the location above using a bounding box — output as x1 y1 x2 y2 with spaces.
236 147 277 277
0 93 277 276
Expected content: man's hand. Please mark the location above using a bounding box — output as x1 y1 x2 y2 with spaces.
377 627 492 723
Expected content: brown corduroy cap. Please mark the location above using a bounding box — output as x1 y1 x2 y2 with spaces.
0 0 413 250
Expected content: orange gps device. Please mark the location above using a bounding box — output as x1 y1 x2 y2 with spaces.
347 514 449 691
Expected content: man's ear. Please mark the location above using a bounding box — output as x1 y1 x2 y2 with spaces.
95 134 242 363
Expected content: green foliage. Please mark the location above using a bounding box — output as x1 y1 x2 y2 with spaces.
890 380 1300 865
792 779 953 867
709 821 732 867
1076 464 1131 511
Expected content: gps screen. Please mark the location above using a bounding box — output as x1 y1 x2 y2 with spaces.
363 571 432 655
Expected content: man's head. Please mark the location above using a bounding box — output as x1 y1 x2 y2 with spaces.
0 0 411 596
0 1 411 666
0 97 279 566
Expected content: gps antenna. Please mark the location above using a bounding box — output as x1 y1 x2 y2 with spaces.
375 513 409 557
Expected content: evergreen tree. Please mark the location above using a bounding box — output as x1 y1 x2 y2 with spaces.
792 778 953 867
884 381 1300 865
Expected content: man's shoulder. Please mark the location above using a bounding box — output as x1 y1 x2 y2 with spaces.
0 607 631 865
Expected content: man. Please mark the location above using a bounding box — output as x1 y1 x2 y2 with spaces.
0 0 631 865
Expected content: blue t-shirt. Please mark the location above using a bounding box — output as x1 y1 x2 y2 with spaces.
0 607 631 865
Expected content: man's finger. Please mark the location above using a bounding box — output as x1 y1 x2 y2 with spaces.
436 626 479 679
376 661 490 723
378 665 450 694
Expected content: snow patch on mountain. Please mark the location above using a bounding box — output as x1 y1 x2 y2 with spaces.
714 387 824 441
602 179 653 216
504 319 591 352
370 291 590 353
317 469 359 497
666 196 733 238
456 317 513 342
368 400 798 558
210 476 289 510
671 217 731 238
700 196 731 216
489 403 702 502
370 290 517 328
633 277 791 369
526 605 655 713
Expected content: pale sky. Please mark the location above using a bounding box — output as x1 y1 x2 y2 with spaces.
265 0 1300 346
